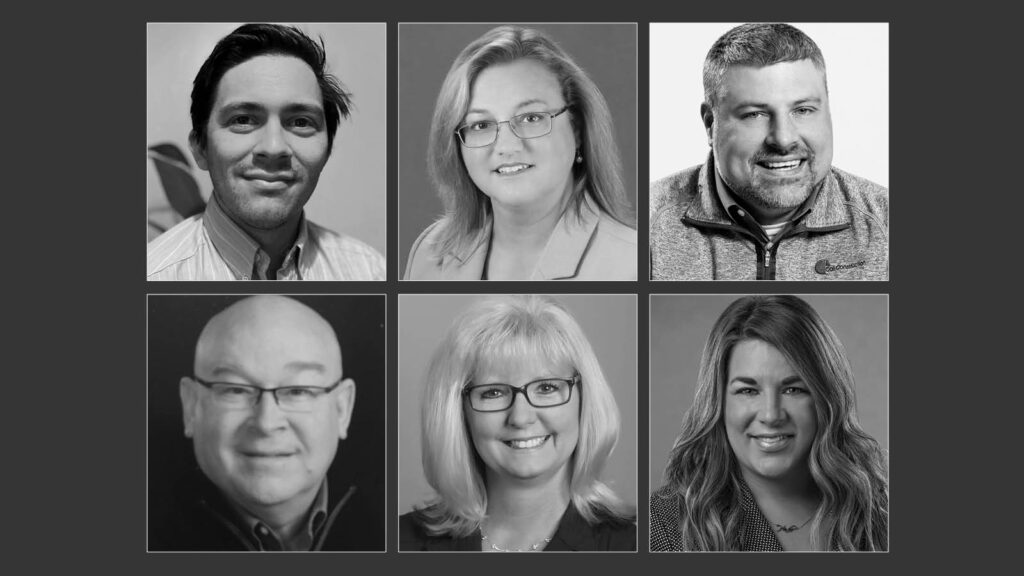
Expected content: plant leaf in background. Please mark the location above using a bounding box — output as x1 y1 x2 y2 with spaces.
147 143 205 236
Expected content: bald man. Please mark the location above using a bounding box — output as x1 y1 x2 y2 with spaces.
150 296 381 551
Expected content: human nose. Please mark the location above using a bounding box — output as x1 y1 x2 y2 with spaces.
766 115 799 151
505 390 537 428
253 118 292 162
492 121 524 154
251 390 289 432
757 391 787 426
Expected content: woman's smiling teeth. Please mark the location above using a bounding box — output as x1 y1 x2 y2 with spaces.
752 434 793 450
504 435 550 449
495 163 532 175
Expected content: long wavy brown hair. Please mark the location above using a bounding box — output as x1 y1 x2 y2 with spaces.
662 295 888 550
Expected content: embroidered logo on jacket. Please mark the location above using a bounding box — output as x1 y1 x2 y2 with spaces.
814 258 866 274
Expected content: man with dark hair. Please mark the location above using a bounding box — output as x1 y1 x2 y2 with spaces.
650 23 888 280
148 24 385 281
150 296 383 551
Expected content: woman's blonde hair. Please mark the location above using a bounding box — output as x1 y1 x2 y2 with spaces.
416 295 633 536
426 26 634 258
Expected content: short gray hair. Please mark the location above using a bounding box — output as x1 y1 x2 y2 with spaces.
703 23 827 109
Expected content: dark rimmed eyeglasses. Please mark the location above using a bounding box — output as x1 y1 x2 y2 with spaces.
454 106 569 148
462 373 580 412
192 376 342 412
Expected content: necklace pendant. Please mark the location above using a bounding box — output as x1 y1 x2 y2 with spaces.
775 523 799 533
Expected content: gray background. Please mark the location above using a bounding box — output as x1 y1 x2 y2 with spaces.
649 294 888 492
147 23 387 255
398 23 638 277
398 294 638 514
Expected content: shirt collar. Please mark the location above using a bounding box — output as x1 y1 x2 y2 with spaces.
738 480 785 552
235 480 330 551
202 194 311 280
441 196 602 280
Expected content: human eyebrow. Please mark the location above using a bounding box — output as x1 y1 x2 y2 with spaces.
791 97 822 107
217 102 265 116
513 98 549 111
208 365 254 382
728 377 759 386
731 101 770 112
465 99 551 118
283 361 327 374
283 103 326 120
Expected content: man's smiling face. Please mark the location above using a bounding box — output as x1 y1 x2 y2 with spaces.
191 54 330 233
705 59 833 224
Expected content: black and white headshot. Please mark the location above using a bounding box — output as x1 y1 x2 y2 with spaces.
649 295 888 551
398 295 637 551
147 23 386 281
400 24 638 280
148 295 385 551
650 23 889 280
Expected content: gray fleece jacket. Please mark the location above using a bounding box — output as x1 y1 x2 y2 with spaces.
650 158 888 280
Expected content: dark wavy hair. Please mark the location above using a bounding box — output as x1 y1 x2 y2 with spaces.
663 295 888 550
190 23 352 154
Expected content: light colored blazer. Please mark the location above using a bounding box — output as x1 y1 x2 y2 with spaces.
404 201 637 280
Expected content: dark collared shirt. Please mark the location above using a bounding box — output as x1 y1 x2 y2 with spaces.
399 504 636 551
148 195 385 280
231 482 330 551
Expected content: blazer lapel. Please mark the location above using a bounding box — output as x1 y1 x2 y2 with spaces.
533 203 599 280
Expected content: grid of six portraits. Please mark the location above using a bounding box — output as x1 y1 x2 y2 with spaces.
147 22 889 552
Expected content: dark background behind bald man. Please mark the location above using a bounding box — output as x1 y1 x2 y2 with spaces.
147 295 385 546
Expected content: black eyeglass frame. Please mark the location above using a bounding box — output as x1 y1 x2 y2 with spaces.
462 373 581 413
192 376 343 411
454 106 570 148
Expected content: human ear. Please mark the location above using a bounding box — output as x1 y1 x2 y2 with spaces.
179 377 198 438
334 379 356 440
188 130 209 171
700 103 715 147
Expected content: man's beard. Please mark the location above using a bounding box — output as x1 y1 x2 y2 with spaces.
732 146 822 218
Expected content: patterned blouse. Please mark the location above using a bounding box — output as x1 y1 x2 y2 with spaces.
649 482 790 551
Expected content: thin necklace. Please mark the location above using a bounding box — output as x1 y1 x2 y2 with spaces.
480 526 552 552
771 513 814 533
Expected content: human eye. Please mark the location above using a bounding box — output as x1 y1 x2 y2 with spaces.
518 112 546 124
793 106 817 117
474 385 509 400
289 116 320 133
227 114 259 132
532 380 564 395
215 384 254 397
466 120 496 132
290 114 317 128
731 385 758 396
740 110 767 120
279 386 319 399
783 385 809 395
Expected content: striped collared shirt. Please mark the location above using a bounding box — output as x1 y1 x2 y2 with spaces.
147 196 385 281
